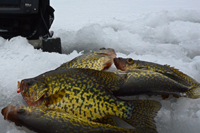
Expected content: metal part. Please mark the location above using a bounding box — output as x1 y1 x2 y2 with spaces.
28 38 62 54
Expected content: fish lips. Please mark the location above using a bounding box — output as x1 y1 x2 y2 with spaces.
18 79 46 106
114 58 126 71
2 105 20 121
1 105 30 127
18 79 33 95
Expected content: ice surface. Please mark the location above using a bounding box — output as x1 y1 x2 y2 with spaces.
0 0 200 133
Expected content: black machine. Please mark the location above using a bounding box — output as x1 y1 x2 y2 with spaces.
0 0 61 53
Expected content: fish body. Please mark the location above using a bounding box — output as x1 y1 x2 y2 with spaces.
18 68 161 131
2 105 135 133
112 69 191 97
114 57 200 86
56 48 116 71
113 58 200 99
114 58 172 73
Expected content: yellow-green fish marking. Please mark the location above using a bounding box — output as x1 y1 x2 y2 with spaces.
56 48 116 71
18 68 161 131
2 105 137 133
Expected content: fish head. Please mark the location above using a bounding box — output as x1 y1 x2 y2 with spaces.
86 55 114 70
114 57 146 71
2 105 45 126
18 78 48 106
71 48 116 70
91 48 116 70
1 105 33 122
56 48 116 70
2 104 20 122
100 56 113 70
97 48 117 59
114 57 131 71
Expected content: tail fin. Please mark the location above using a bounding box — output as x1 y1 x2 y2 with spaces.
186 86 200 99
124 100 161 131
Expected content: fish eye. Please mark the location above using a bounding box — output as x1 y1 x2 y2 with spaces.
100 47 106 50
17 109 26 114
27 80 33 86
127 58 134 64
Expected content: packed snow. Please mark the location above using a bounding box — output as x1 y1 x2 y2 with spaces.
0 0 200 133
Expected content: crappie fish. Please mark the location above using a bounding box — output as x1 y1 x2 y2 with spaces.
2 105 137 133
18 68 161 131
56 48 116 70
112 69 197 98
114 57 200 99
114 57 200 86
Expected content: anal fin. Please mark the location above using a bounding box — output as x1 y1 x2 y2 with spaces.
124 100 161 131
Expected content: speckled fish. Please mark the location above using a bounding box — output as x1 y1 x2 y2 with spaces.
56 48 116 71
2 105 138 133
17 68 161 131
114 57 200 86
112 69 198 98
113 57 200 99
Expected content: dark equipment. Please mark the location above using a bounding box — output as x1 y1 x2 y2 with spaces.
0 0 62 53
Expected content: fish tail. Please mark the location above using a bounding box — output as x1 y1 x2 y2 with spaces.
186 86 200 99
124 100 161 131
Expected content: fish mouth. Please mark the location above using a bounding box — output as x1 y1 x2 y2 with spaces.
23 95 45 106
2 105 20 121
113 58 126 71
103 61 112 70
17 80 28 94
17 80 46 106
97 48 117 59
98 48 117 70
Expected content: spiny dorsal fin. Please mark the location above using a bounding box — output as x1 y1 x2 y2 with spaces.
164 64 200 86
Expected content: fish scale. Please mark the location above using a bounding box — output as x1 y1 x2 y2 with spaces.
2 105 137 133
56 48 116 71
18 68 161 131
46 85 132 121
34 69 130 121
113 69 192 97
114 58 196 87
113 57 200 99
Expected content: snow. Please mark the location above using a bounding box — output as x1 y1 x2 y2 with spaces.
0 0 200 133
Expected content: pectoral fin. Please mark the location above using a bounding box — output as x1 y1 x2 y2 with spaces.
43 89 66 106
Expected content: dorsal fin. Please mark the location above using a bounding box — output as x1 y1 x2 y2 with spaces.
123 100 161 131
164 64 200 86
